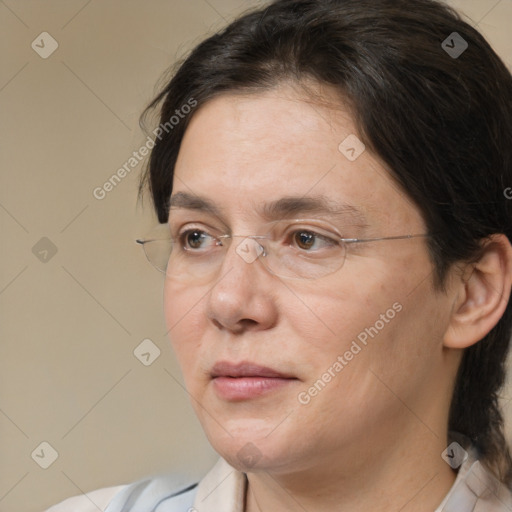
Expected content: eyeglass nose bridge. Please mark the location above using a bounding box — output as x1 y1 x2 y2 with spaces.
220 234 269 266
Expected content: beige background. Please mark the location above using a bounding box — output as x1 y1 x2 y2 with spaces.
0 1 511 511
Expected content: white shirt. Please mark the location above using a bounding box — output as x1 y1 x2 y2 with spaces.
45 450 512 511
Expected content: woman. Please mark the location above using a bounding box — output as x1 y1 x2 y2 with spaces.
47 0 512 510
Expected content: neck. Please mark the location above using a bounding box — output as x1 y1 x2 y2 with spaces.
245 428 457 512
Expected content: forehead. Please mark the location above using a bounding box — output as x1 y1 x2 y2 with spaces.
172 84 424 232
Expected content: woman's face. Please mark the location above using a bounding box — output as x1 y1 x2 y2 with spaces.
164 83 456 475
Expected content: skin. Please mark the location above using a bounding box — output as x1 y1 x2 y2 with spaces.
163 81 512 512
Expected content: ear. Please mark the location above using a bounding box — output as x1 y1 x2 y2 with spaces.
444 234 512 349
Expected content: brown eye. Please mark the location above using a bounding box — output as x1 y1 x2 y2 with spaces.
289 228 338 252
180 229 216 251
294 231 316 250
187 230 204 249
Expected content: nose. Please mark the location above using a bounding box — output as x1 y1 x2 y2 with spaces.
205 237 278 334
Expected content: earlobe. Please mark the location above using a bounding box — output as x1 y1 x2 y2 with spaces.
443 234 512 349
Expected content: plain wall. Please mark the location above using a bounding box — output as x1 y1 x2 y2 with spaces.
0 1 511 511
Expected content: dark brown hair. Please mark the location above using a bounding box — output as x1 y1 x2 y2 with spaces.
140 0 512 483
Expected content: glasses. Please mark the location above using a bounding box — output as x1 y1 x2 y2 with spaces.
136 219 430 281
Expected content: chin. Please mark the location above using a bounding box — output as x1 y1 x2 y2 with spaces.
204 421 296 472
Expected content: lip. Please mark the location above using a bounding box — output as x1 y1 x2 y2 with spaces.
211 361 298 401
211 361 294 379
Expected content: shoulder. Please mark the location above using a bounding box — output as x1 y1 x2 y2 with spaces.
44 485 126 512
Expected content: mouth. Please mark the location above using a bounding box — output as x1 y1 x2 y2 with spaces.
211 361 295 379
210 361 298 401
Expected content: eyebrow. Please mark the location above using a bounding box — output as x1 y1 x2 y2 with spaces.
168 191 368 226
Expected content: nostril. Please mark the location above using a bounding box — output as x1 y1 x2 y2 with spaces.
209 315 259 333
240 319 259 329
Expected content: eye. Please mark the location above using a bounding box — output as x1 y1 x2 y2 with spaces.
179 228 219 251
290 229 338 251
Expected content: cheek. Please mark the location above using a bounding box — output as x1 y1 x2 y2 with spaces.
164 278 205 326
163 279 206 370
283 265 396 348
288 253 438 370
286 270 440 430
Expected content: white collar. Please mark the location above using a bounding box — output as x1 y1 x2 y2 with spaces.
435 447 512 511
193 458 246 512
193 451 512 512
